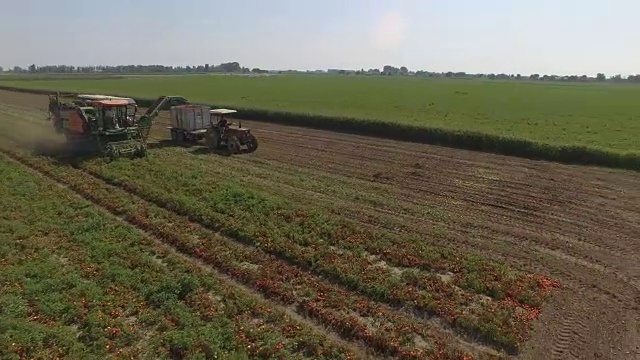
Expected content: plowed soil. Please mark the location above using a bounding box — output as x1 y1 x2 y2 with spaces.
1 89 639 359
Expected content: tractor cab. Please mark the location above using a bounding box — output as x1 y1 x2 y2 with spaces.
86 99 135 131
205 109 258 154
209 108 238 128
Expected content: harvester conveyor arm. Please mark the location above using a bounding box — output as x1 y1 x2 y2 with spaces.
137 96 189 140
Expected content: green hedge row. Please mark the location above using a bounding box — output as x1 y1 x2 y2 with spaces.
2 85 638 172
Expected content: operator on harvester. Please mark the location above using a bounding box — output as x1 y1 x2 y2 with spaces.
105 109 121 129
125 104 138 127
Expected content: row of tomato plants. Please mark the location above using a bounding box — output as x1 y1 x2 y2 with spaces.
242 154 561 310
1 147 485 360
101 149 557 308
0 155 360 360
81 154 558 352
5 99 556 313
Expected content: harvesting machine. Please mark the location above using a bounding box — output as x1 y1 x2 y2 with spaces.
48 93 189 160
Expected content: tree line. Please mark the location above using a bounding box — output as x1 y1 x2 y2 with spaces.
351 65 640 83
2 62 639 83
0 62 266 75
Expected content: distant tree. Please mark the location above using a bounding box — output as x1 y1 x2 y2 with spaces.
28 64 36 73
13 66 22 72
596 73 606 81
0 66 3 72
382 65 400 76
216 62 241 73
400 66 408 75
530 74 540 80
627 74 640 82
204 63 210 72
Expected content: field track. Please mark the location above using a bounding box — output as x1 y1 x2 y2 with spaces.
1 88 639 359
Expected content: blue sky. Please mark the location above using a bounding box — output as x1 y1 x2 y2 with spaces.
1 0 637 75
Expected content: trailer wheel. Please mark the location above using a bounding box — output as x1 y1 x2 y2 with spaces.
176 131 185 144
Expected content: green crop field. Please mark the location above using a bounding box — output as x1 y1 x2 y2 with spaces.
0 156 360 359
1 80 638 359
0 99 568 359
2 74 639 154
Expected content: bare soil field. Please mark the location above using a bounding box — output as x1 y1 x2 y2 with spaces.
0 89 638 359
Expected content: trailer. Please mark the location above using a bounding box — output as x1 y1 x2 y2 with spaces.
167 104 212 143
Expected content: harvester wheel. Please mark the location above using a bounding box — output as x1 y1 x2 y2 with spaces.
136 143 147 159
227 136 241 154
106 146 118 161
244 134 258 153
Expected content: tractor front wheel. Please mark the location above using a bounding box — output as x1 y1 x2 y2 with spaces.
244 134 258 153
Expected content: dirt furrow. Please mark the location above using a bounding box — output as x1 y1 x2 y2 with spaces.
251 156 637 269
548 304 592 360
235 139 640 274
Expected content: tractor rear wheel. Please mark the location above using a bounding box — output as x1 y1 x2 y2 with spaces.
227 135 241 154
206 130 220 150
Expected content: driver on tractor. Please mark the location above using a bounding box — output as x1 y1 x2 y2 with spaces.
217 115 229 137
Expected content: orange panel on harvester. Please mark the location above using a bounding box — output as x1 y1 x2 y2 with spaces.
68 110 85 133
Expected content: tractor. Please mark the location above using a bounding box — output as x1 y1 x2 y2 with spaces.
48 93 189 160
204 109 258 154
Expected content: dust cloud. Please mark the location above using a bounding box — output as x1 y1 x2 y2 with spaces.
0 105 69 157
